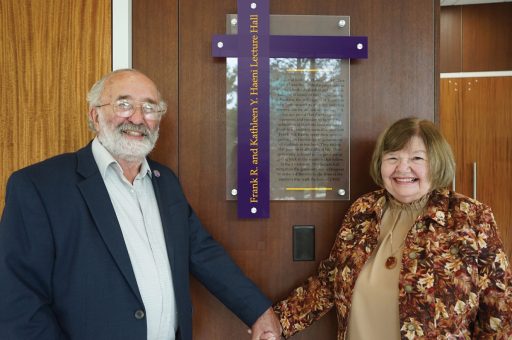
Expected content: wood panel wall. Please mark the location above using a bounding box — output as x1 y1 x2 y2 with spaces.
133 0 439 338
132 0 179 172
440 6 462 72
0 0 112 209
440 3 512 72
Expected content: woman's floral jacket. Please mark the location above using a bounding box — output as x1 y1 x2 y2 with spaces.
274 189 511 339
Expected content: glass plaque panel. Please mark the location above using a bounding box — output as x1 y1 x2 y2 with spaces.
226 15 350 200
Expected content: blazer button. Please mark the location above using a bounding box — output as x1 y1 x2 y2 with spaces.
134 309 145 320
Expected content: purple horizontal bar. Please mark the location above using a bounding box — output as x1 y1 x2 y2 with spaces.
212 35 368 59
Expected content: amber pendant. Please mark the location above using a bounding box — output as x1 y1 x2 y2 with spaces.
385 256 397 269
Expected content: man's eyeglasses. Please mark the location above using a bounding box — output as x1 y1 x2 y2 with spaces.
96 99 166 120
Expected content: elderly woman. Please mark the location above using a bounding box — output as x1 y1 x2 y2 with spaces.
273 117 511 339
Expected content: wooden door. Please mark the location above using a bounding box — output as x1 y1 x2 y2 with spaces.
440 76 512 259
134 0 439 338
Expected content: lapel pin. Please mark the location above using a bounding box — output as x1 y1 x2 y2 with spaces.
153 170 161 178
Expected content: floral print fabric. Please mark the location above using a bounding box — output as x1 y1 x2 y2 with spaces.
274 189 512 339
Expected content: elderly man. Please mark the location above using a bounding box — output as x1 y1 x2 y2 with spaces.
0 69 280 340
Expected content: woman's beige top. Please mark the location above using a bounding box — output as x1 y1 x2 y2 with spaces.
346 194 428 340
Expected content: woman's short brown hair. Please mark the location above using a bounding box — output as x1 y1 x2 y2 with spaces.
369 117 455 190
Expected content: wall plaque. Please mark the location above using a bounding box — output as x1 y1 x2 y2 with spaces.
212 1 368 217
225 15 352 201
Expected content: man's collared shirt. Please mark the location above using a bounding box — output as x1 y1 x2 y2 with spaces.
92 138 177 340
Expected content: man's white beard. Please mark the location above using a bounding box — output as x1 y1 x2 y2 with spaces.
97 114 159 162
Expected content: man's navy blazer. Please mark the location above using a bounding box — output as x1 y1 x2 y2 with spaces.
0 143 271 340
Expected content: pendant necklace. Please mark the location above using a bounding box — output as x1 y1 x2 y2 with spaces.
385 227 403 270
383 195 427 270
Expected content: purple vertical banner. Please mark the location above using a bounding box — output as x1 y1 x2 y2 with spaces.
237 0 270 218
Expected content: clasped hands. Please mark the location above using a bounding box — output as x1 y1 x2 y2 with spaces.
248 307 283 340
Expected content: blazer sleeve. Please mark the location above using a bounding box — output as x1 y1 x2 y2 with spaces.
472 204 512 338
186 206 271 327
273 203 357 338
0 172 67 340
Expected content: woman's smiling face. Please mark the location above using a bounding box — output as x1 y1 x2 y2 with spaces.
380 135 432 203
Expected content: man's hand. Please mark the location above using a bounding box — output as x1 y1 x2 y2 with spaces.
247 307 282 340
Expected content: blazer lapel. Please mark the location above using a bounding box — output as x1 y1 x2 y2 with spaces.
75 145 143 304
